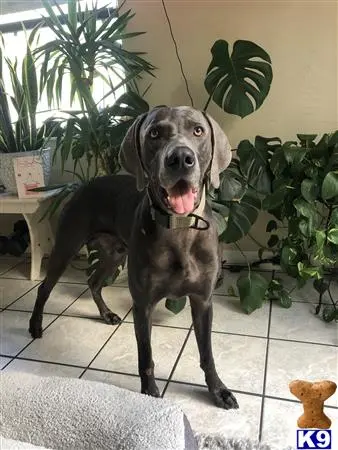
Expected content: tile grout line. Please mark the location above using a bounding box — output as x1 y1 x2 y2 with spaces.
2 307 193 332
0 357 14 371
161 325 193 397
2 354 338 411
9 286 89 360
78 308 132 379
0 258 26 277
258 273 274 442
1 281 42 310
2 306 337 346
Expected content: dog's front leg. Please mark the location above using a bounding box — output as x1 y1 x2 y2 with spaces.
133 302 160 397
189 296 239 410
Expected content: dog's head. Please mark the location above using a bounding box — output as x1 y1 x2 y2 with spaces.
119 106 232 215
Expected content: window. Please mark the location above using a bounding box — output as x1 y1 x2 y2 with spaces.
0 0 122 127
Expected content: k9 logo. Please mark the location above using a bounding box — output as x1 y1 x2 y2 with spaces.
297 430 332 449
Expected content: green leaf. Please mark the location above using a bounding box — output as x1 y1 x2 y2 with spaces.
210 198 229 216
165 297 187 315
315 230 326 248
237 272 269 314
297 262 323 280
297 134 317 145
327 228 338 244
293 199 320 226
60 118 76 172
68 0 77 30
266 220 277 232
279 290 292 308
322 171 338 200
305 165 319 179
330 208 338 227
237 139 271 194
301 179 319 202
262 187 285 211
282 141 307 165
212 210 227 236
255 135 282 154
280 245 299 272
322 305 336 323
269 278 284 293
270 147 287 176
219 163 247 201
328 145 338 172
204 39 273 118
220 189 261 243
267 234 279 248
313 279 329 294
328 130 338 146
298 218 312 237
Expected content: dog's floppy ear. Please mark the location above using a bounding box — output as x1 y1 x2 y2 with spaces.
205 113 232 189
119 112 148 191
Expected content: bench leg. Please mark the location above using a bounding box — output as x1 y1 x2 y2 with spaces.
23 210 54 281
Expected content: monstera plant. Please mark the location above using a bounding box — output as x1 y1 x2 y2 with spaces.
204 39 273 244
204 39 273 118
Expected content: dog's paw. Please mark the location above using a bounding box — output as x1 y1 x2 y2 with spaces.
102 311 122 325
211 387 239 410
141 384 160 398
29 318 43 339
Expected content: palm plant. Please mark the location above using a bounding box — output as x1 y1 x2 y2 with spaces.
36 0 155 178
0 26 47 153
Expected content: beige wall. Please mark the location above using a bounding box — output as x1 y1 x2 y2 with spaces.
121 0 337 141
121 0 338 251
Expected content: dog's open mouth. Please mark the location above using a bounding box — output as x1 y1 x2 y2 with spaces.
161 180 198 215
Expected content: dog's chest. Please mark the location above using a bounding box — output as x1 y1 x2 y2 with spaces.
147 232 217 298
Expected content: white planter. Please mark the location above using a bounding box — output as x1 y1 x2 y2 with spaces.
0 147 52 194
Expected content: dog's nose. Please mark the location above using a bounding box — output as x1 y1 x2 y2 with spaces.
165 147 196 171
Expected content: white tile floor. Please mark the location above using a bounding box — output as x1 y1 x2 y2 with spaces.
0 256 337 449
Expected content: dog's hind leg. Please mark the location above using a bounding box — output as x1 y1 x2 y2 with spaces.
87 233 127 325
29 224 85 339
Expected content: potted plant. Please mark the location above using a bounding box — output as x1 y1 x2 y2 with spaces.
35 0 154 184
0 26 53 194
211 131 338 321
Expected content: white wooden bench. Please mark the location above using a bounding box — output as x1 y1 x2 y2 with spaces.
0 191 59 280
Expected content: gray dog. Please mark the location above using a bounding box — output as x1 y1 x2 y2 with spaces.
29 106 238 410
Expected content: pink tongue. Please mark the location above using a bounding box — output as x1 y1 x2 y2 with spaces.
168 187 195 214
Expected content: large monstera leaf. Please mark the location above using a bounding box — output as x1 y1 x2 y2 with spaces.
204 40 273 118
220 188 261 243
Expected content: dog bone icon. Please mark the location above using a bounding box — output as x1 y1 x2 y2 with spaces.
289 380 337 429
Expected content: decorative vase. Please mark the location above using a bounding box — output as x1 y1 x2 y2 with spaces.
0 147 52 194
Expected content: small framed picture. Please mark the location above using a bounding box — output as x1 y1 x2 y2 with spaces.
13 155 45 198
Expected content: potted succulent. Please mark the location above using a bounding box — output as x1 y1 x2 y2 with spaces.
0 27 53 194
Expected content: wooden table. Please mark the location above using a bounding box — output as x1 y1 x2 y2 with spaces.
0 191 60 280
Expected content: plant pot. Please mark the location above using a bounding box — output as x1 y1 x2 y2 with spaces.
0 148 52 194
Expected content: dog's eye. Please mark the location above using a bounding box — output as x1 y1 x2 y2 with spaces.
149 128 159 139
193 126 204 137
